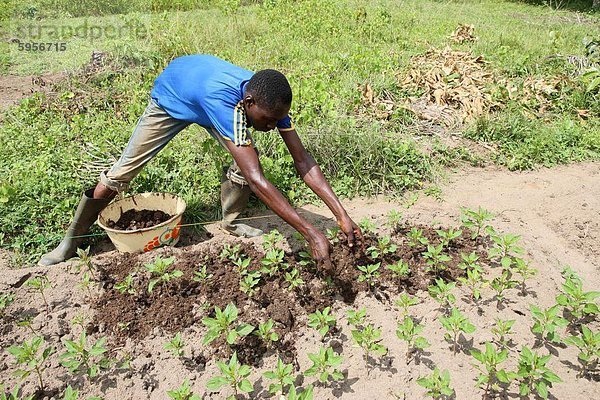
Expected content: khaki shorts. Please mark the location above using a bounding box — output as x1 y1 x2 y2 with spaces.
100 97 252 192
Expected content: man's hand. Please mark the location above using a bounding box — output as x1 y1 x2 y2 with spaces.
338 214 364 249
306 229 334 274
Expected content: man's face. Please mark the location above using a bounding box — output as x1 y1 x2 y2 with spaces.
244 95 290 132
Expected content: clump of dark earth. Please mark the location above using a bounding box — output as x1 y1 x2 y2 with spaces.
91 223 488 366
107 209 172 230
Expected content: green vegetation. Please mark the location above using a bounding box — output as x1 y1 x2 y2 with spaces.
201 303 254 345
439 307 476 354
263 358 294 396
206 351 253 398
145 256 182 293
417 368 454 399
396 316 430 359
7 337 54 392
164 332 185 358
59 332 110 379
1 0 597 263
308 307 337 337
167 379 201 400
304 346 344 384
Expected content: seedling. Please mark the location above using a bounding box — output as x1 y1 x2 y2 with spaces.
325 227 340 243
284 268 304 290
75 246 97 279
261 248 287 276
304 346 344 383
367 236 397 259
396 316 430 360
488 233 524 263
458 252 483 274
263 358 294 396
164 332 185 358
232 256 251 274
386 209 403 228
530 304 568 344
7 336 54 392
117 322 131 332
308 307 337 337
25 275 51 312
220 243 242 261
357 262 381 288
71 314 88 332
0 383 33 400
358 217 376 234
470 342 512 397
351 323 387 374
515 346 561 399
287 385 314 400
458 268 487 301
436 228 462 248
428 278 456 313
145 256 182 293
297 250 315 269
439 307 476 354
394 293 420 317
407 227 429 248
508 257 537 295
387 260 410 278
492 318 516 349
202 303 254 345
255 319 279 347
206 352 253 399
16 315 38 336
239 270 261 296
346 307 367 327
192 264 213 283
78 272 93 297
460 206 494 239
114 273 137 295
62 385 78 400
564 325 600 376
422 244 451 273
60 331 110 379
555 267 600 323
0 292 15 317
490 270 517 306
262 229 284 251
167 379 201 400
416 368 454 399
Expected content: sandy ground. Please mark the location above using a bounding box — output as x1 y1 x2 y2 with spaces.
1 162 599 399
0 73 63 114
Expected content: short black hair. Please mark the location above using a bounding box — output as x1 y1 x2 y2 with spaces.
246 69 292 111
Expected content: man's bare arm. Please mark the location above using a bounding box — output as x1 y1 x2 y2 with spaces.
279 128 363 247
222 140 332 264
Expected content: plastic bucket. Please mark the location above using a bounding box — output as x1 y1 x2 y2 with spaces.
97 192 186 253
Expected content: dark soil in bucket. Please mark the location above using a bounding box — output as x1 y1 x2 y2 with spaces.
107 209 173 230
90 223 489 367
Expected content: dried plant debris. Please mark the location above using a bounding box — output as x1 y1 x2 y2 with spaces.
450 24 477 44
400 46 498 126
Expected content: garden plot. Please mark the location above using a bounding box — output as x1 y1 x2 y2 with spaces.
1 163 600 400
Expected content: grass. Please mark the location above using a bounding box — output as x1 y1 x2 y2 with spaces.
0 0 599 263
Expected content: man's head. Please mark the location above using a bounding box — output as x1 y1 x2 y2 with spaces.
243 69 291 132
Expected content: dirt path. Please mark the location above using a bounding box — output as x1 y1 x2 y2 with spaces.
1 163 599 399
0 73 63 113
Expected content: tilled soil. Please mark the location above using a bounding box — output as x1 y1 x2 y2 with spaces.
106 209 173 230
2 163 599 400
91 224 482 366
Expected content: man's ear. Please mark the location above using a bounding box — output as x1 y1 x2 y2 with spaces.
244 94 256 108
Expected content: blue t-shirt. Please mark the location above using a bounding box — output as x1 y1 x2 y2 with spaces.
150 55 293 146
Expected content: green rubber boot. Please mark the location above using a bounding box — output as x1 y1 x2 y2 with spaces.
220 168 263 238
38 188 112 267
